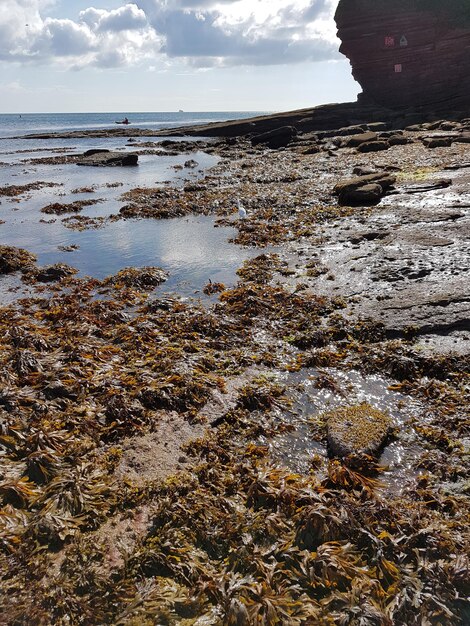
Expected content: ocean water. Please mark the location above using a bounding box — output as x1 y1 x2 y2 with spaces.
0 111 271 298
0 111 265 139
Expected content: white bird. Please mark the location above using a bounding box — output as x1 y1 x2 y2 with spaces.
237 198 247 219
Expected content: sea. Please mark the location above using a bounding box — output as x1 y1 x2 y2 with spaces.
0 111 271 300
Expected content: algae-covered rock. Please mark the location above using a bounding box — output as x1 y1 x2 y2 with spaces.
33 264 78 283
0 245 37 274
326 403 392 457
103 266 168 290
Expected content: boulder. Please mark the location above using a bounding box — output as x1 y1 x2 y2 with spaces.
251 126 297 149
77 150 138 166
326 403 393 458
357 140 390 152
345 131 378 147
422 137 453 148
388 134 409 145
335 1 470 110
339 183 384 206
333 172 396 196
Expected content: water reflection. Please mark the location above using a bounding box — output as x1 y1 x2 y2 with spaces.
0 143 268 297
268 368 423 492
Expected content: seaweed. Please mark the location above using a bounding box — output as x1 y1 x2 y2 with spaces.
0 121 468 625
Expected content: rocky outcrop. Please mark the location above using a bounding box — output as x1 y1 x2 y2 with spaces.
77 149 138 166
333 172 396 205
335 0 470 109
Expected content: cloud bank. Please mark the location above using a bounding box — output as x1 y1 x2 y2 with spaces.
0 0 340 69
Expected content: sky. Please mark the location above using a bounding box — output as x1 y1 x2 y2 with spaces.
0 0 359 113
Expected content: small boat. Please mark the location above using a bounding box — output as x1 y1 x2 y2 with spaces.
115 118 130 125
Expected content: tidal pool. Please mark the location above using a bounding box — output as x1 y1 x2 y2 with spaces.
0 143 268 298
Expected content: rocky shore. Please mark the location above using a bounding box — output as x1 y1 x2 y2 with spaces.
1 104 469 625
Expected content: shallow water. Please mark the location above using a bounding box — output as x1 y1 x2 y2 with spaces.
267 368 423 492
0 115 271 298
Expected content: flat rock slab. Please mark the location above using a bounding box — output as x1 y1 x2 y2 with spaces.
77 149 138 166
326 403 392 458
333 172 396 197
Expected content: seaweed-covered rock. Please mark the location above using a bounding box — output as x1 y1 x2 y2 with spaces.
326 403 393 457
41 200 99 214
103 267 168 290
335 0 470 109
0 245 36 274
33 264 78 283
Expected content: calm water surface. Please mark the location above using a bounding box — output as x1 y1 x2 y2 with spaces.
0 111 270 297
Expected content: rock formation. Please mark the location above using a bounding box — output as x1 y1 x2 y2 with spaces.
335 0 470 109
77 149 138 166
326 403 393 458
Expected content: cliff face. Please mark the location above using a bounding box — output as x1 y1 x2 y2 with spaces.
335 0 470 109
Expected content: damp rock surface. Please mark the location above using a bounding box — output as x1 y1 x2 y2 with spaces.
77 149 138 166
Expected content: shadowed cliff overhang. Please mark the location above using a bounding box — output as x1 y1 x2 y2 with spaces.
334 0 470 108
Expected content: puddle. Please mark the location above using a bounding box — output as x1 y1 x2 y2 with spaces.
0 213 269 300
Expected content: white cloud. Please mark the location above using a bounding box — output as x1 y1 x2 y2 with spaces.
138 0 339 66
80 4 148 32
31 18 96 57
0 0 340 69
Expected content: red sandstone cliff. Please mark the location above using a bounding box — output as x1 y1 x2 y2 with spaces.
335 1 470 109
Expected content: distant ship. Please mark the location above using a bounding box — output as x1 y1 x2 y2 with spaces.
178 109 184 113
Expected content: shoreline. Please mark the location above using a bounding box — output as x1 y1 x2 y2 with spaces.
10 100 470 141
0 106 469 624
